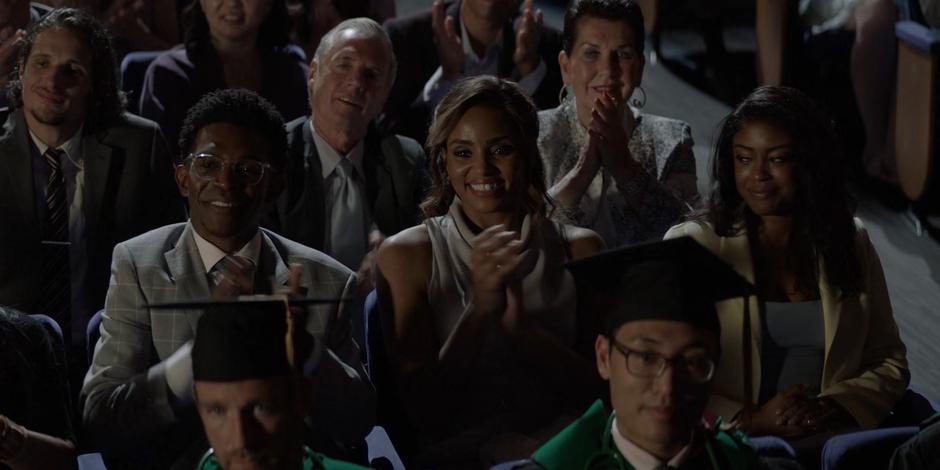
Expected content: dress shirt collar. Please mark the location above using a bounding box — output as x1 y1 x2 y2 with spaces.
29 125 85 170
611 416 692 470
190 222 263 273
460 15 504 64
310 119 365 179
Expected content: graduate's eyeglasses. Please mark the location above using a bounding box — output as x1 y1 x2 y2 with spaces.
187 153 272 186
610 340 715 384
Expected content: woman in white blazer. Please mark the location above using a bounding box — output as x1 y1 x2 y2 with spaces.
666 86 909 439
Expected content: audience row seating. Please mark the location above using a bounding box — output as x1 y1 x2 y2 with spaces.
895 0 940 234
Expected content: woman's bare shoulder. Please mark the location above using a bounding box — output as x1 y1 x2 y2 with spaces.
377 225 434 276
559 224 606 260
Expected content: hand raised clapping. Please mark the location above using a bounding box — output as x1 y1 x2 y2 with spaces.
512 0 543 78
431 0 464 80
586 91 642 181
470 224 524 319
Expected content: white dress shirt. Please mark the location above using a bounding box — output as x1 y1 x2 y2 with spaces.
611 416 693 470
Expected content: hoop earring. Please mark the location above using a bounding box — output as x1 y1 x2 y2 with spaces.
558 84 569 104
630 85 647 109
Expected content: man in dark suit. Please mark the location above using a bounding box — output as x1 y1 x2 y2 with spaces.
82 89 375 470
0 8 183 347
270 18 428 297
381 0 563 143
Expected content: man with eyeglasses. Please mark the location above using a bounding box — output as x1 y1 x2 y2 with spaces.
528 237 800 470
82 89 375 470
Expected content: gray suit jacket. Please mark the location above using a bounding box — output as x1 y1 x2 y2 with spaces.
81 223 375 469
0 109 184 332
268 117 429 251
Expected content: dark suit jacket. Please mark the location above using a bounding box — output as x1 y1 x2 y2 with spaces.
139 46 309 155
269 117 429 251
381 0 563 142
0 109 184 328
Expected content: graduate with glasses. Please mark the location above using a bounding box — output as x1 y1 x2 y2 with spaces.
530 237 800 470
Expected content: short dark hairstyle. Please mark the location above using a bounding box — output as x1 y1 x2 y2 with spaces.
701 86 861 296
8 8 126 134
562 0 645 54
422 76 550 218
183 1 291 57
177 89 288 171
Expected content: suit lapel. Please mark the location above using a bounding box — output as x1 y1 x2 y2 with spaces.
818 269 841 386
83 129 116 249
164 224 211 333
302 121 327 250
2 110 40 235
364 131 398 233
718 233 762 405
257 229 291 294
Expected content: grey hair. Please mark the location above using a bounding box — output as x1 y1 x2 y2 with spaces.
312 17 397 84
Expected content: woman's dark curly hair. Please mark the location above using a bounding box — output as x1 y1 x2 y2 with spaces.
183 0 291 58
8 8 126 134
421 76 551 219
178 88 288 171
703 86 861 296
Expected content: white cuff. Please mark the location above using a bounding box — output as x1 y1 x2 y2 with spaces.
164 342 194 403
422 66 459 110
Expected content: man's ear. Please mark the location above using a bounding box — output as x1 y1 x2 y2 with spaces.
308 58 318 84
596 334 611 381
175 163 190 198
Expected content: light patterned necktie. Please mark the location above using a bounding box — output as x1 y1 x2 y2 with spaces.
328 158 366 269
209 255 255 299
40 147 71 341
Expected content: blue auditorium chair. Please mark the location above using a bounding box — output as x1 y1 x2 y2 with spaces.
86 309 104 365
120 50 164 115
821 388 939 470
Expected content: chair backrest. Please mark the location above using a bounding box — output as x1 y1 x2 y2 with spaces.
363 289 418 464
86 309 104 365
30 313 64 348
821 426 920 470
120 50 163 115
365 426 406 470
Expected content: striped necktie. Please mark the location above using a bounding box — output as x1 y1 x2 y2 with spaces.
40 147 71 341
209 255 256 299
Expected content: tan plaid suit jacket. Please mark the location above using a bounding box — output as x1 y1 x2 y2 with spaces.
80 222 375 469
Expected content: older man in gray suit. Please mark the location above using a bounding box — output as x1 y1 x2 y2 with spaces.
81 89 375 470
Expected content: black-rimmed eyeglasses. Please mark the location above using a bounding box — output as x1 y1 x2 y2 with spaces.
610 339 715 384
187 153 272 186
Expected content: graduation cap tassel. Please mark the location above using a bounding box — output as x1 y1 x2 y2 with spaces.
282 296 296 370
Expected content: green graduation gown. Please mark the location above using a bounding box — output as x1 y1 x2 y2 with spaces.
532 400 759 470
196 446 370 470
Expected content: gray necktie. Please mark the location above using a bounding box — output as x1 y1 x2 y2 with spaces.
329 158 366 269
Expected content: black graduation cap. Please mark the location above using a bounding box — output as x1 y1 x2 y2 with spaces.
565 236 755 336
147 295 345 382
